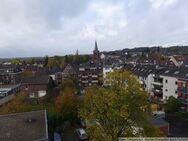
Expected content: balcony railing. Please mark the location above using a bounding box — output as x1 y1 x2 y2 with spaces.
82 75 88 78
152 81 163 86
152 88 163 95
178 87 188 94
91 75 98 78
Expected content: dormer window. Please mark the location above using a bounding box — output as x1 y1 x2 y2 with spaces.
165 70 169 74
174 71 179 74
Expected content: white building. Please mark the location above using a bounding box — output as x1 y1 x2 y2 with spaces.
103 64 123 86
160 70 179 100
103 65 114 86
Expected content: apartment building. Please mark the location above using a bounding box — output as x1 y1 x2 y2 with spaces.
0 65 22 85
124 64 179 101
160 69 179 100
78 61 103 88
62 64 78 82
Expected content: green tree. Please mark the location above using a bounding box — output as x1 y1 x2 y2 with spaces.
0 94 43 115
61 79 76 93
11 59 22 65
29 58 36 64
60 57 66 68
165 96 181 113
44 55 49 67
79 71 159 140
43 78 55 103
47 58 58 68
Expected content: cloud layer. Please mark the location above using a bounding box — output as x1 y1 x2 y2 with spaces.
0 0 188 57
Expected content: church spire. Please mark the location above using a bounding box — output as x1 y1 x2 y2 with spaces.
95 40 98 51
93 40 100 60
75 49 79 56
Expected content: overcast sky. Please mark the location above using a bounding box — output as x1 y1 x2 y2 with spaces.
0 0 188 58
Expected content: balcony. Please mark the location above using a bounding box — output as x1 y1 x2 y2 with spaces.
82 75 88 78
152 88 163 95
92 80 98 83
152 81 163 86
91 75 98 78
82 81 88 83
178 87 188 94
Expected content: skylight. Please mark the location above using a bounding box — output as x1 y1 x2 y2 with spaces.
174 71 179 74
165 70 169 73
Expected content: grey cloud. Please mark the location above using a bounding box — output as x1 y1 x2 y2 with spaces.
0 0 188 57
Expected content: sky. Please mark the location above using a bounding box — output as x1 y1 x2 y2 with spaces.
0 0 188 58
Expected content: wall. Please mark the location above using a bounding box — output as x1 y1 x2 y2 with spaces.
161 75 178 100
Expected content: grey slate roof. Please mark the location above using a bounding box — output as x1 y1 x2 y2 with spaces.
160 67 188 80
0 110 48 141
21 75 50 85
79 60 102 68
0 64 22 73
124 64 188 80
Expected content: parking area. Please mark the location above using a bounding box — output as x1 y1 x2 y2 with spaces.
166 115 188 137
62 124 89 141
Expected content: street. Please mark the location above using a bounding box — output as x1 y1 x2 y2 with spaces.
166 115 188 137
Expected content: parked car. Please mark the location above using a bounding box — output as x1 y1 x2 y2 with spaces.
80 119 86 128
153 111 165 119
75 128 88 140
54 132 62 141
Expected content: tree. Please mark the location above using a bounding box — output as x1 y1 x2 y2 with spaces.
47 58 58 68
44 55 49 67
0 94 43 115
55 90 78 122
11 59 22 65
60 57 66 68
79 71 159 140
27 58 35 65
165 96 181 113
43 78 55 103
61 79 76 93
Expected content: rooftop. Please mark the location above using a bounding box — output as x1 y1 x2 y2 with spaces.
0 110 48 141
21 75 50 85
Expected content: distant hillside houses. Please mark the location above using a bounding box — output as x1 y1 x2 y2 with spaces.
1 43 188 112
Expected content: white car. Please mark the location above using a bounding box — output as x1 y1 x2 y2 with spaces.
75 128 88 140
153 111 165 119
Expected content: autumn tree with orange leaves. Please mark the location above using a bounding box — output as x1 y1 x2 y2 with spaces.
55 87 78 122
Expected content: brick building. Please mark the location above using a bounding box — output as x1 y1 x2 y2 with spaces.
21 75 52 98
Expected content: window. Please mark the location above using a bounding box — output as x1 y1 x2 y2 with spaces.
29 93 35 98
25 85 28 90
165 89 168 92
165 70 169 74
175 81 178 85
174 71 179 74
165 80 168 83
175 90 178 94
183 83 186 87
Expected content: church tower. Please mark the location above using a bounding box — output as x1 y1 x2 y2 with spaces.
93 40 100 60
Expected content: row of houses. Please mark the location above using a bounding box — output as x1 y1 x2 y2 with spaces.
124 64 188 112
